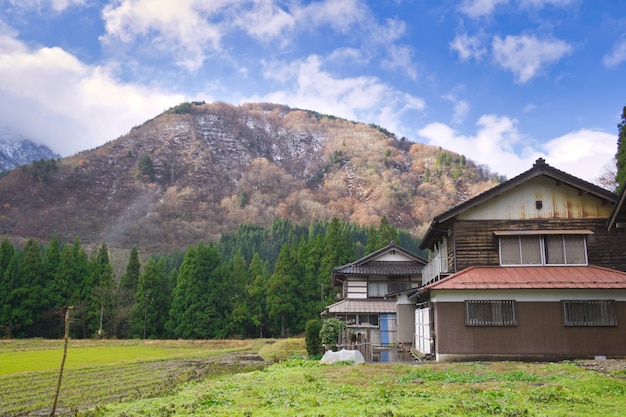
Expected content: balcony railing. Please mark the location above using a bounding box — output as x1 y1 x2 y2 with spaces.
423 250 450 285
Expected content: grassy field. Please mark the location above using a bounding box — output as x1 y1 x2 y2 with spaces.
2 339 626 417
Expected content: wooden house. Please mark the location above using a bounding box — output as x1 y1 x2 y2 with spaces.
413 158 626 361
323 242 426 362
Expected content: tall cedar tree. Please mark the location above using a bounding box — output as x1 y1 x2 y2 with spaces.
319 218 354 306
266 243 299 337
89 243 115 337
296 235 325 330
365 217 399 253
247 253 270 337
119 246 141 292
616 106 626 193
3 239 47 337
225 252 253 337
130 257 170 338
54 239 91 338
0 239 16 336
168 243 225 338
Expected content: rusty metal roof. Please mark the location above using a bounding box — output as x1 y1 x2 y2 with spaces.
325 299 397 314
421 265 626 291
333 261 424 276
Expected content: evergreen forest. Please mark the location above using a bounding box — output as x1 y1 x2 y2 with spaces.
0 217 423 340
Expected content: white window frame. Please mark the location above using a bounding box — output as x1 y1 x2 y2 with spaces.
497 232 589 266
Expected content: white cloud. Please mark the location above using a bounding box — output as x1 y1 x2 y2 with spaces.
0 34 185 155
382 45 418 80
417 115 613 183
234 0 295 39
99 0 417 80
7 0 85 12
442 94 470 125
603 36 626 68
253 55 424 136
492 34 572 83
459 0 509 18
518 0 577 8
450 34 487 61
541 129 616 180
101 0 229 71
299 0 366 34
100 0 370 72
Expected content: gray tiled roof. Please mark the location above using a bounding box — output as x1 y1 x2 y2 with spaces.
333 261 424 276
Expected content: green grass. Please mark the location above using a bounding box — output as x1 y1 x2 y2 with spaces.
2 340 626 417
99 359 626 417
0 339 258 375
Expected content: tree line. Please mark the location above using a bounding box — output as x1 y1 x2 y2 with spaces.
0 217 423 339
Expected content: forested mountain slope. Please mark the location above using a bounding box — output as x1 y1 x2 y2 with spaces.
0 101 501 254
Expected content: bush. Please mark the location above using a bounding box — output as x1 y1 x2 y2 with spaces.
319 318 345 352
304 319 322 357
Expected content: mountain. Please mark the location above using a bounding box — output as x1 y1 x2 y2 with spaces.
0 132 60 171
0 102 501 254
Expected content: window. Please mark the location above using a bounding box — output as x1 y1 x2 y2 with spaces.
465 300 517 326
499 234 587 266
336 314 379 327
358 314 379 327
500 236 542 265
562 300 617 327
368 281 387 297
389 281 412 293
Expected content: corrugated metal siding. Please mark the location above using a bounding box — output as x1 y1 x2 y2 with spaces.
458 177 613 221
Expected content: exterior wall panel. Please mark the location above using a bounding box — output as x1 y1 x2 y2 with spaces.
452 219 626 272
434 301 626 360
457 177 613 221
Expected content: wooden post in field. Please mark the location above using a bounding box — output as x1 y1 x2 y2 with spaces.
50 306 73 417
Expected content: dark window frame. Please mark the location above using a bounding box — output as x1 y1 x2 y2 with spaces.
465 300 517 327
562 300 617 327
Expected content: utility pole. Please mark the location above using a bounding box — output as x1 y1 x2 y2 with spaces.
50 306 74 417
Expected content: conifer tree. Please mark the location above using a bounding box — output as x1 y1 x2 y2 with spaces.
168 243 224 339
130 257 169 338
1 251 23 336
319 219 354 306
43 236 63 308
0 239 16 335
247 253 269 338
0 238 14 277
226 252 252 337
267 243 299 337
297 235 324 329
5 239 46 337
119 246 141 292
378 217 399 247
89 243 115 337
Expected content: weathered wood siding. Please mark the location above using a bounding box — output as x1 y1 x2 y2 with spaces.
451 219 626 272
433 300 626 361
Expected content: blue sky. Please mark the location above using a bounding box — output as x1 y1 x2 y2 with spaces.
0 0 625 183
